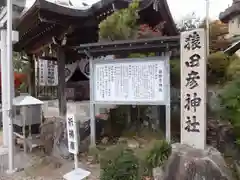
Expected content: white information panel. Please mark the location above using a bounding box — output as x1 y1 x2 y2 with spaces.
92 57 168 104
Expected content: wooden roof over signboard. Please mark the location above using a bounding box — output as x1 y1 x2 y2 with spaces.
14 0 178 54
74 36 180 57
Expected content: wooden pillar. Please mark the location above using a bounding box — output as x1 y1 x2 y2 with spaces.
158 105 166 136
35 58 39 97
28 55 36 97
57 46 67 117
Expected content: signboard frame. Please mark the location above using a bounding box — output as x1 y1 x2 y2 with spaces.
90 56 170 105
89 56 171 145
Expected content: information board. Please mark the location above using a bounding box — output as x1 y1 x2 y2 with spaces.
92 57 168 104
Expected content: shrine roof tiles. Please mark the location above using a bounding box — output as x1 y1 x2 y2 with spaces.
14 0 178 53
219 0 240 23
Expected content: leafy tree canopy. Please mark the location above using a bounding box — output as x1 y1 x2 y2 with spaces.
199 20 229 53
99 0 139 41
178 14 229 53
176 12 201 32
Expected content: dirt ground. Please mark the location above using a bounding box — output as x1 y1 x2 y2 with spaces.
0 153 100 180
0 133 100 180
1 160 100 180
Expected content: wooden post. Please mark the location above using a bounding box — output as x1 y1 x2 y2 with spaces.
158 105 166 136
28 55 36 97
57 46 67 117
35 57 39 97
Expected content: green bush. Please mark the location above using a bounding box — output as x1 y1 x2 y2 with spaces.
100 148 139 180
207 52 232 84
170 59 180 87
88 147 102 163
107 106 130 137
134 140 171 177
145 140 171 170
128 52 155 58
98 0 139 41
167 53 238 86
99 143 127 169
218 78 240 145
227 55 240 79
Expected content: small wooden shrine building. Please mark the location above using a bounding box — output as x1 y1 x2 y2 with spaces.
13 0 179 117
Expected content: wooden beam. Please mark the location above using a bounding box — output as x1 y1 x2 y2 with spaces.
74 36 180 56
28 54 36 97
57 46 67 117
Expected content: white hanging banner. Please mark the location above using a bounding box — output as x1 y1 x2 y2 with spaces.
36 56 116 86
46 60 58 86
38 58 48 86
36 59 78 86
78 58 89 79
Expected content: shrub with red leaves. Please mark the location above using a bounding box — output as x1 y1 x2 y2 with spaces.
138 22 165 39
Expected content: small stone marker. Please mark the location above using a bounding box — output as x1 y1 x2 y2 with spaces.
63 168 91 180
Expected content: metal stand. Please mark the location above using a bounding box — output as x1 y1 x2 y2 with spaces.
22 106 27 153
165 54 171 142
89 56 171 146
74 154 78 169
89 102 96 147
64 113 91 180
85 51 96 147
